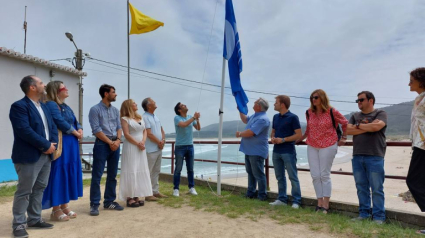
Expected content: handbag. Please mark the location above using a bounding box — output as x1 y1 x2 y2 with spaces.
53 103 63 160
53 130 63 160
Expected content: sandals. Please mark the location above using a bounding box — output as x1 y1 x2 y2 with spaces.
417 230 425 235
315 206 322 212
133 197 144 207
321 207 330 214
61 205 77 219
50 209 70 222
127 199 140 208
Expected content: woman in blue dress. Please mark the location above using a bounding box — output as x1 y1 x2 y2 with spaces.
42 81 83 221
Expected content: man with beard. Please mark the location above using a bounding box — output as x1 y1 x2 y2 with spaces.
10 75 58 238
88 84 123 216
172 102 201 197
347 91 387 224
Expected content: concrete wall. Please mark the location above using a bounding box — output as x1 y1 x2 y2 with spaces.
0 55 80 161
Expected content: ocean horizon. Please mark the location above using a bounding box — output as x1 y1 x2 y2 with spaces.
81 143 351 178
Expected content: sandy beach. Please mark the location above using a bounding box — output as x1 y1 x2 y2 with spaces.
221 146 424 215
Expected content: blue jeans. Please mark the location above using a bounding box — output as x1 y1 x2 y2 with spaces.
173 145 195 190
273 152 301 205
352 155 385 221
245 155 267 199
90 139 120 207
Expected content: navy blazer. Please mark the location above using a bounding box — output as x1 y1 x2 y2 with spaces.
9 96 59 164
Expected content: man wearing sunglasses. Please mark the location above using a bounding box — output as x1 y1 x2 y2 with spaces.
347 91 387 224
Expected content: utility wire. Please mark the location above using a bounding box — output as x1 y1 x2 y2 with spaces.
51 57 412 107
84 65 412 117
85 57 411 106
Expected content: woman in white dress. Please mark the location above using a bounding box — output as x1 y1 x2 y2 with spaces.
119 99 153 207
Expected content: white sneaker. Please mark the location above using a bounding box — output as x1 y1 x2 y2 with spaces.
188 188 198 195
269 200 287 206
292 203 300 209
173 189 179 197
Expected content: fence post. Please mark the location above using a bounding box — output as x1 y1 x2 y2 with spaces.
171 142 175 174
266 155 270 190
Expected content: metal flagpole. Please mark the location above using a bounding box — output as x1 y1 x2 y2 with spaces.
127 0 130 99
217 57 226 196
23 6 27 54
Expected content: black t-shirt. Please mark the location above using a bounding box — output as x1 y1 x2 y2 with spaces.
349 109 387 157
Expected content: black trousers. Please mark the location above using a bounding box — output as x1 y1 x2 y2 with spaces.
406 147 425 212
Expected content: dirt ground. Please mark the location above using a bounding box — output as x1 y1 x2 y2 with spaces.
0 185 347 238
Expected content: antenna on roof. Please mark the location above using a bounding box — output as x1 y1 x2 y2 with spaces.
23 6 27 54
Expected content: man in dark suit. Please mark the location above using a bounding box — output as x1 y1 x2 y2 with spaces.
9 75 58 238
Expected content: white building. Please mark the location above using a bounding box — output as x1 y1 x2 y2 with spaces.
0 47 87 182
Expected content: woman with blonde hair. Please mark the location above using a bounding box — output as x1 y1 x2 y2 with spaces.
119 99 153 207
297 89 348 213
42 81 83 221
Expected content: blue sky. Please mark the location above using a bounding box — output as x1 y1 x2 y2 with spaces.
1 0 424 134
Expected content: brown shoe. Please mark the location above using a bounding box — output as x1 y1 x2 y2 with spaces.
145 196 159 202
154 193 168 198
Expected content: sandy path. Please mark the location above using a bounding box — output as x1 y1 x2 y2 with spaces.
0 185 344 238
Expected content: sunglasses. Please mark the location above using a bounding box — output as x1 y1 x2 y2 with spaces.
58 86 68 93
310 96 319 100
356 98 367 103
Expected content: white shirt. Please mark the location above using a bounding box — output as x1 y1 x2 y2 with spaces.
410 92 425 150
30 99 50 141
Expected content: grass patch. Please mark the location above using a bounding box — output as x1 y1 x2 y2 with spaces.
0 184 18 203
0 176 108 203
157 181 421 238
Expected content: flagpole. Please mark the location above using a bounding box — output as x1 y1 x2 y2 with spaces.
217 58 226 196
127 0 130 99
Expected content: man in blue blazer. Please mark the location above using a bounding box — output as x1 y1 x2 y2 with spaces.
9 75 58 238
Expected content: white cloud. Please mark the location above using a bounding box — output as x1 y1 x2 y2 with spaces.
1 0 424 134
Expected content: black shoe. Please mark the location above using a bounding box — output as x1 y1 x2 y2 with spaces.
13 224 28 238
90 205 99 216
104 202 124 211
27 220 54 229
258 197 268 202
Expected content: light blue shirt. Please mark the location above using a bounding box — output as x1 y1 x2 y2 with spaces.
88 101 121 137
239 112 270 158
143 112 163 153
174 115 197 146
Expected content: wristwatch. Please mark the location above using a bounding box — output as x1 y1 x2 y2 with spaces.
281 138 286 144
355 122 360 129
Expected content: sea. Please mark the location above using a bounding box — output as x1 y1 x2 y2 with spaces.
81 143 313 178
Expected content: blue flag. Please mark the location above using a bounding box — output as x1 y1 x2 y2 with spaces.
223 0 249 115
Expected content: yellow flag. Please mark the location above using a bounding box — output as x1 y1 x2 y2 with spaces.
129 3 164 35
